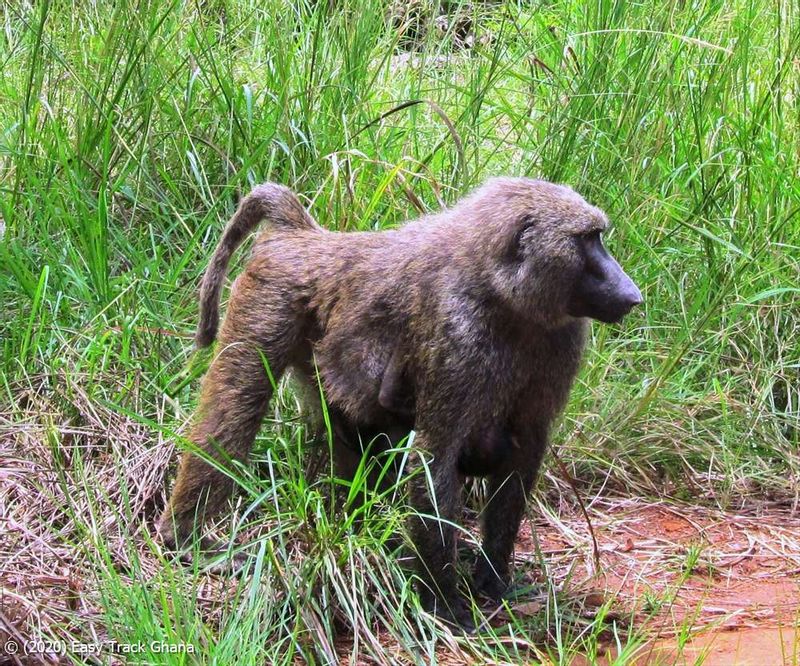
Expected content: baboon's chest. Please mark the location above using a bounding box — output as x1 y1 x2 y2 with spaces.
510 324 587 416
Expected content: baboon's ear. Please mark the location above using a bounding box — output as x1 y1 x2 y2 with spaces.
504 217 537 262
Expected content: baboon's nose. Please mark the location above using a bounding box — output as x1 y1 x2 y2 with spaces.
619 280 643 310
626 290 643 309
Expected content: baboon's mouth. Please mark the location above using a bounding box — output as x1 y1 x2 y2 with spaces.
593 300 642 324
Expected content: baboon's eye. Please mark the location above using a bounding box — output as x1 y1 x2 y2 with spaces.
574 229 602 255
578 229 610 278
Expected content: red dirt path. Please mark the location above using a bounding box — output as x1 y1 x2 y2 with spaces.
519 498 800 664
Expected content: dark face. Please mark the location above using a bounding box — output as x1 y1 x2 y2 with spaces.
567 231 643 323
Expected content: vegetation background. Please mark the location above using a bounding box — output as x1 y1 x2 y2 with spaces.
1 0 798 663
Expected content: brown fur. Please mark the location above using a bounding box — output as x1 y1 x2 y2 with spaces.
159 177 634 629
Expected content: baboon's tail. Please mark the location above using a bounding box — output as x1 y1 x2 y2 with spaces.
196 183 319 348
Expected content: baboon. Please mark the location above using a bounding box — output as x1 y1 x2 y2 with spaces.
379 351 513 477
377 346 513 483
158 177 642 630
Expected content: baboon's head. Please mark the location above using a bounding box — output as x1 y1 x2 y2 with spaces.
477 178 643 327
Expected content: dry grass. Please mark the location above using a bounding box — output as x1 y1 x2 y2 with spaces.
1 377 174 661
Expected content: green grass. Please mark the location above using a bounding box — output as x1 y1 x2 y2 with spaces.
1 0 799 663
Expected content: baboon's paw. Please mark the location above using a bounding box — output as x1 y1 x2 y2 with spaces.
471 563 509 603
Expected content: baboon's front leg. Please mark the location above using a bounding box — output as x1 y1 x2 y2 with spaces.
473 422 547 601
408 432 473 629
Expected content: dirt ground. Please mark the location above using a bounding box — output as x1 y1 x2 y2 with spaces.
512 497 800 664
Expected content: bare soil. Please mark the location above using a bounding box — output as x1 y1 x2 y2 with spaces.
511 497 800 664
648 627 799 665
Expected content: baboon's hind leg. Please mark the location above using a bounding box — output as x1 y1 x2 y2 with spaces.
158 274 302 549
